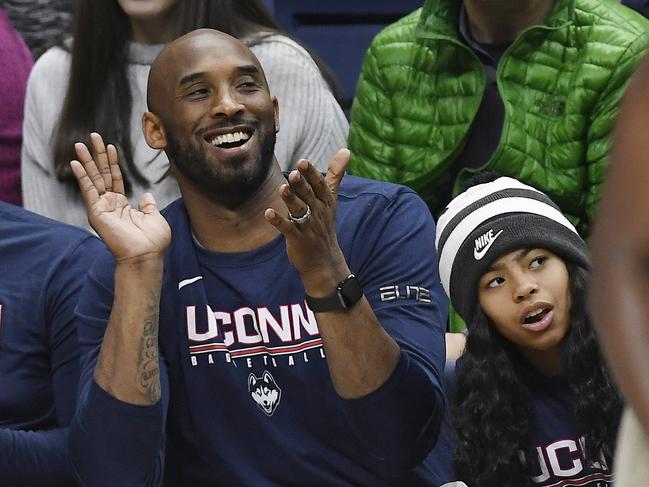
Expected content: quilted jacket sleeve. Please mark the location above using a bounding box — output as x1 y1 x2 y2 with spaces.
585 33 648 233
348 37 397 182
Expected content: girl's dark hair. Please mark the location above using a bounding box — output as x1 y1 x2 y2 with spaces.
54 0 143 192
176 0 283 39
453 261 622 487
53 0 339 193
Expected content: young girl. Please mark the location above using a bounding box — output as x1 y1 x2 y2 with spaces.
435 175 622 486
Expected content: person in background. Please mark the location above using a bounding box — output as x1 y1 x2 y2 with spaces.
436 174 621 486
0 201 103 485
67 29 448 486
22 0 348 231
0 8 32 205
590 53 649 487
0 0 74 59
348 0 648 237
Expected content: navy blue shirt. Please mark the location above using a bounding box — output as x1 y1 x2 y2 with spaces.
443 360 613 486
0 202 102 485
70 176 450 486
524 369 612 486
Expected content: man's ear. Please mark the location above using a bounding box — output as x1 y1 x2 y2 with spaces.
272 96 280 134
142 111 167 150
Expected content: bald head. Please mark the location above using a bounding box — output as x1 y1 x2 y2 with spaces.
141 28 281 211
146 29 269 115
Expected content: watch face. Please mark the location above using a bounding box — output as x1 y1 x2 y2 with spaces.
339 274 363 308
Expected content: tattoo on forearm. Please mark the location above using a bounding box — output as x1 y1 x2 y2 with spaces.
138 295 161 403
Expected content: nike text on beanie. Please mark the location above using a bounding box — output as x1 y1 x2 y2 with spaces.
434 176 590 324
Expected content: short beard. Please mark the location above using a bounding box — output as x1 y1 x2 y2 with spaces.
166 126 276 210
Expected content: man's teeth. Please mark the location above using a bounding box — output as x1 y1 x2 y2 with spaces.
210 131 250 147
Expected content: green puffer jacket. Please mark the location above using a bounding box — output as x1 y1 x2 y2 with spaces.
348 0 648 236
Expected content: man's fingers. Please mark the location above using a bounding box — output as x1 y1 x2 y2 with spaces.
265 208 296 236
70 160 100 210
325 148 350 197
288 168 316 206
90 133 112 191
107 144 126 195
279 184 310 222
75 142 106 194
296 159 330 202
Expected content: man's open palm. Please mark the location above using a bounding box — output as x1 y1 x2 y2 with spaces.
70 133 171 262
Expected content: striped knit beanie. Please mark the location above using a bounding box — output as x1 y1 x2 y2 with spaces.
435 176 589 324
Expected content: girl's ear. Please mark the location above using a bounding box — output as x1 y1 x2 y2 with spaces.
142 112 167 150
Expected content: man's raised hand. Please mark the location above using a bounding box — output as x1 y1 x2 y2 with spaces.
264 148 351 294
70 132 171 263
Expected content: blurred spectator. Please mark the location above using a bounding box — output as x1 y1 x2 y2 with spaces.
0 8 32 206
591 52 649 487
348 0 649 236
0 0 74 59
0 201 103 485
21 0 347 231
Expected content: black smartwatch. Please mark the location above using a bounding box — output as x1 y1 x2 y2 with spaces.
305 274 363 312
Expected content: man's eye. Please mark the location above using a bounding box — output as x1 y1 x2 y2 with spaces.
188 88 209 97
238 81 260 90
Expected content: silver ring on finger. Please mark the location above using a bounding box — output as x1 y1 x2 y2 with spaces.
288 204 312 224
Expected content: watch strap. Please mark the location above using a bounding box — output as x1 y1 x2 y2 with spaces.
305 292 346 312
305 274 363 312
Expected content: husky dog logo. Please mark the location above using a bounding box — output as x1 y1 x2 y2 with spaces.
474 229 504 260
248 371 282 416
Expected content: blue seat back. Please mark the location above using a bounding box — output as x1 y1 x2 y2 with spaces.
273 0 424 114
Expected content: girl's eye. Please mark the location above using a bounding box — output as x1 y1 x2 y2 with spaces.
487 276 505 288
530 255 547 269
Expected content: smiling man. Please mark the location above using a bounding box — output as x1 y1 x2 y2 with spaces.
67 29 449 486
144 32 281 211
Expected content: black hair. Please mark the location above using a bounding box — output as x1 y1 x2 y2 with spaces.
458 171 503 193
176 0 283 39
53 0 339 194
453 261 622 486
53 0 144 193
